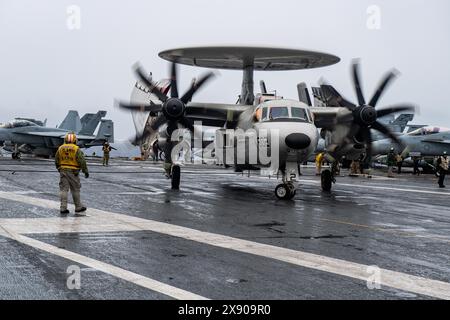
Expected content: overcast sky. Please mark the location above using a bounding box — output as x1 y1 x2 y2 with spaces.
0 0 449 139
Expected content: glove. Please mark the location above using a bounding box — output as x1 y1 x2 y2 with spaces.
84 172 89 179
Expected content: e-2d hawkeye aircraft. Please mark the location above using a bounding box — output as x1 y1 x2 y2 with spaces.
117 46 414 199
0 110 114 158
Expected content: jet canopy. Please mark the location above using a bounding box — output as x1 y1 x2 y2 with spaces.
0 119 37 129
407 126 450 136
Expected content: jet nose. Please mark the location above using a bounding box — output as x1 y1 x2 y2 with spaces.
285 133 311 149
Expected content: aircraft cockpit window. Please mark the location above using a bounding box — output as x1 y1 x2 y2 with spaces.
408 127 450 136
269 107 289 120
262 107 268 120
291 107 308 121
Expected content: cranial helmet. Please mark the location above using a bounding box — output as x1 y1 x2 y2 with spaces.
64 132 77 144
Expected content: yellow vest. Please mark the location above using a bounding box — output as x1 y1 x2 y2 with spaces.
57 143 80 170
315 153 323 164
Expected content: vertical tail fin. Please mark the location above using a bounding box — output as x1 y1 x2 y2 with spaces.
58 110 82 132
297 82 312 106
94 120 114 143
78 110 107 135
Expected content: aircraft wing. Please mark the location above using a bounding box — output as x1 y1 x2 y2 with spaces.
15 131 66 138
16 131 95 140
422 139 450 144
310 107 352 129
185 102 248 127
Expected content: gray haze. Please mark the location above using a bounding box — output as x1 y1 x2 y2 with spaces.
1 0 449 139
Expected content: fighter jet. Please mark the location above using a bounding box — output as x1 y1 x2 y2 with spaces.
373 126 450 157
117 46 414 199
0 110 113 158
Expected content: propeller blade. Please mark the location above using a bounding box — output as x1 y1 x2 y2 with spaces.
352 61 366 106
170 62 178 98
115 100 163 113
150 114 167 131
376 104 416 118
369 70 398 108
179 117 194 132
372 121 403 146
361 127 372 158
133 63 168 102
166 121 179 137
180 72 215 103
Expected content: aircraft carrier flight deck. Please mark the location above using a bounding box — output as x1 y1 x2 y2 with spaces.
1 157 449 300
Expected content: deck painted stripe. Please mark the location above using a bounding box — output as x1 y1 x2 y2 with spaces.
0 227 207 300
0 191 449 300
299 179 450 196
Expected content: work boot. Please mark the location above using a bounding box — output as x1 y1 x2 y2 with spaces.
74 207 87 216
60 209 69 215
72 191 86 212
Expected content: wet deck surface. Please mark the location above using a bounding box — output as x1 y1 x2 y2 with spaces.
1 157 449 300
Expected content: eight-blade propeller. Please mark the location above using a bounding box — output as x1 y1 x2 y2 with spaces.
117 62 215 144
335 60 416 158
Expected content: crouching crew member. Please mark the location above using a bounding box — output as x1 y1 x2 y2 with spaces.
55 133 89 215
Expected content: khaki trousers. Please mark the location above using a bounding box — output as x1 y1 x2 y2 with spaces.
59 169 83 211
103 153 110 166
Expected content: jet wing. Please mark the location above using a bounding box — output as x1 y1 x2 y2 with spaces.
422 139 450 144
310 107 352 129
16 131 95 140
185 102 248 127
15 131 66 138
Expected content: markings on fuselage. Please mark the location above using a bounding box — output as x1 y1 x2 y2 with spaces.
1 190 450 300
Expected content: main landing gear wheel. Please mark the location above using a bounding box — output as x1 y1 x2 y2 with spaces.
12 152 20 160
321 169 332 192
275 183 296 200
171 165 181 190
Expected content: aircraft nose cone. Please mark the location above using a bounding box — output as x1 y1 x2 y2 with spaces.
285 133 311 149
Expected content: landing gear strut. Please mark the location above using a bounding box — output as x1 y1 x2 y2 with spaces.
321 170 332 192
274 169 297 200
171 164 181 190
12 144 21 160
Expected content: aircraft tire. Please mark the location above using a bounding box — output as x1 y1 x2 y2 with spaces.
275 184 294 200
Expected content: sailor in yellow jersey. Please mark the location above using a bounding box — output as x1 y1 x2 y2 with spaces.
55 133 89 216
